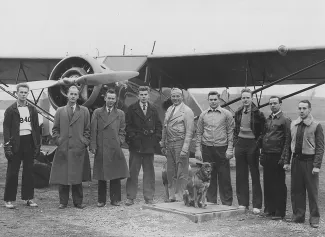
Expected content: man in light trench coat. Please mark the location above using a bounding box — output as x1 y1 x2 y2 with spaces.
50 85 91 209
90 88 129 207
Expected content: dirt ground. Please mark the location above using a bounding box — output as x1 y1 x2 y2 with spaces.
0 146 325 237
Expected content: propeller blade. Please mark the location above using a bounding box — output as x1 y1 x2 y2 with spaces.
4 80 58 91
75 71 139 85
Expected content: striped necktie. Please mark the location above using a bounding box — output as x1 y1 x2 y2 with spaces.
167 106 176 123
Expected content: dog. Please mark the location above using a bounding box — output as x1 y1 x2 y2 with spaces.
183 162 212 208
162 162 192 202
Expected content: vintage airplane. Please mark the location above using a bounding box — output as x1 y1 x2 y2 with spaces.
2 45 325 125
2 46 325 188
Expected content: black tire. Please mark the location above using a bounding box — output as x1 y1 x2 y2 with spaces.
33 162 51 189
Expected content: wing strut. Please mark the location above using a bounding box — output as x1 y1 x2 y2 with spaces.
15 62 22 84
0 80 54 122
248 60 261 107
222 57 325 108
21 65 37 103
258 80 325 108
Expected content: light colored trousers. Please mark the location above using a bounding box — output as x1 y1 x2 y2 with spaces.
166 140 189 201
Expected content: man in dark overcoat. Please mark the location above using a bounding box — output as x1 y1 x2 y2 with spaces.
50 85 91 209
90 88 129 207
125 86 162 205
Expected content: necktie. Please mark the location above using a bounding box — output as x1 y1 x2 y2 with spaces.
142 103 147 116
244 107 248 114
69 106 74 120
107 108 111 114
167 106 176 123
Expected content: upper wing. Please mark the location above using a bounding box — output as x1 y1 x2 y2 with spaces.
0 57 62 85
147 47 325 89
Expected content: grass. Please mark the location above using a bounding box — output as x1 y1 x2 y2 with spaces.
0 145 325 236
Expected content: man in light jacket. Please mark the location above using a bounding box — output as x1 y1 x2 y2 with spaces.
286 100 324 228
160 87 194 202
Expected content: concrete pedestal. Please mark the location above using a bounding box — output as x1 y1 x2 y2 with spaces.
143 202 246 223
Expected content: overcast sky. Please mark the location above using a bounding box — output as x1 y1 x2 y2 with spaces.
1 0 325 96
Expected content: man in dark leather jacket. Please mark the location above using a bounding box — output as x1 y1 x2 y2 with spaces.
3 83 41 209
260 96 291 220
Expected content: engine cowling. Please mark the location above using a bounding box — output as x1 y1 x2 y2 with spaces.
48 55 105 110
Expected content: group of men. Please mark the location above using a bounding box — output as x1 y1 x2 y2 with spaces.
2 83 324 229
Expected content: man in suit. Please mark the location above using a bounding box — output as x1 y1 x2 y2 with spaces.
160 87 194 202
50 85 91 209
125 86 162 205
3 83 41 209
90 88 129 207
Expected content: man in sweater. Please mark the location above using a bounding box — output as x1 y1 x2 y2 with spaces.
195 91 234 205
233 88 266 214
3 83 41 209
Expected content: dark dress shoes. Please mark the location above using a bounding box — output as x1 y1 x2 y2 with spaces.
259 212 274 218
145 200 153 205
110 201 120 206
74 204 86 209
271 216 284 220
97 202 106 207
59 204 67 209
125 199 134 206
310 223 319 228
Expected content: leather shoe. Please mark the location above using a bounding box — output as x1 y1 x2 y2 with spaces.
165 199 177 203
145 200 153 205
97 202 106 207
285 218 304 223
310 223 319 228
259 212 274 218
59 204 67 209
110 201 120 206
4 202 15 209
74 204 86 209
26 200 38 207
271 216 284 220
125 199 134 206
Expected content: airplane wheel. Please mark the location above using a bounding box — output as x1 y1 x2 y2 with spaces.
33 162 51 189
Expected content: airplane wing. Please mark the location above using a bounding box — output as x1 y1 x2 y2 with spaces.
0 57 62 85
147 47 325 89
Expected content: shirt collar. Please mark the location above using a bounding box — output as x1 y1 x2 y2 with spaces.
68 103 76 111
208 106 221 113
139 101 148 107
172 103 182 109
17 101 27 107
242 105 251 114
106 106 113 112
270 110 282 119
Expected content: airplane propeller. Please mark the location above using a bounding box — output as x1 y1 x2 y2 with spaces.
68 71 140 86
4 71 139 91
